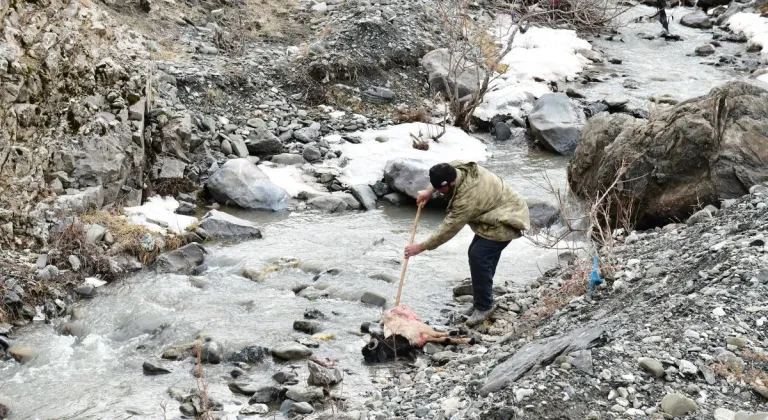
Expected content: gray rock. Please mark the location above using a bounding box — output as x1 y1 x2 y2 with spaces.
481 319 611 396
362 86 395 103
638 357 665 378
369 273 397 283
361 291 387 307
228 381 259 396
297 287 330 300
36 254 48 270
205 159 289 211
227 345 269 364
307 359 344 386
526 199 560 229
687 208 713 225
271 342 313 361
36 265 59 282
273 370 299 384
308 195 348 213
199 210 262 240
383 158 430 199
74 284 96 298
383 192 409 205
294 127 321 143
154 243 206 274
143 361 171 375
351 185 378 210
528 93 585 156
230 136 249 158
284 386 324 402
271 153 306 165
157 157 187 179
179 403 196 416
494 122 513 141
85 224 107 243
68 255 82 271
661 393 699 416
245 128 283 156
201 340 224 364
680 11 713 29
292 402 314 415
696 44 716 56
423 48 485 99
303 145 322 162
293 320 322 334
371 180 390 197
248 386 279 404
56 186 105 215
240 404 268 415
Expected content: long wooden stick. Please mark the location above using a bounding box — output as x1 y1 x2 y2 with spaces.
395 205 424 307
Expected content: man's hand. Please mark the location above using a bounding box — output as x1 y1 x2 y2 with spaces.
416 189 432 207
404 243 425 258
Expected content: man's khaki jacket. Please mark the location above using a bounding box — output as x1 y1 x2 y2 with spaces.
422 161 531 251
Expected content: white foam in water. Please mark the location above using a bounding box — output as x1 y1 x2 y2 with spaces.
259 164 326 198
333 122 488 187
123 196 197 234
474 20 592 121
727 12 768 56
758 73 768 83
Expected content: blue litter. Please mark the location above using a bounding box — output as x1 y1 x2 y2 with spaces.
588 255 604 294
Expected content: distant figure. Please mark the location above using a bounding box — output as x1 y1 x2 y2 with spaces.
652 0 670 32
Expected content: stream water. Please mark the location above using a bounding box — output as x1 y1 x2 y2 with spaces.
0 5 758 419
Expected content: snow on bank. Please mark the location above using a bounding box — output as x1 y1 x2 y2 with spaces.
123 196 197 234
259 163 327 198
333 123 488 187
474 22 593 121
728 12 768 56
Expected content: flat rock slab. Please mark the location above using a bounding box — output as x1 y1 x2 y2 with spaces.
271 342 313 361
199 210 262 240
480 318 612 396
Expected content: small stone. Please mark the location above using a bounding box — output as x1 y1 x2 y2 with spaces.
638 357 665 378
725 337 748 348
240 404 268 415
8 346 36 363
74 284 96 298
677 359 698 375
271 342 312 360
293 320 322 334
273 371 299 384
361 291 387 307
143 361 172 375
661 393 699 416
515 388 534 401
713 307 726 317
494 122 512 141
228 381 259 396
85 224 106 243
68 255 82 271
695 44 715 56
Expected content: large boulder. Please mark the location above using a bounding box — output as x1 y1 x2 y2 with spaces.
205 159 289 211
567 82 768 230
383 158 430 199
422 48 486 100
199 210 262 240
154 243 206 273
244 119 283 156
680 11 713 29
528 93 585 156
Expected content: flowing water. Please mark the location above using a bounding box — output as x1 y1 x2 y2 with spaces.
0 6 755 419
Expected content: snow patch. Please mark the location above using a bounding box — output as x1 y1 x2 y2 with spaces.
758 73 768 83
727 13 768 56
333 123 488 187
474 22 592 121
123 196 197 234
259 164 326 198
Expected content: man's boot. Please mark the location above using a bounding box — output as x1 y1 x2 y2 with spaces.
466 306 496 327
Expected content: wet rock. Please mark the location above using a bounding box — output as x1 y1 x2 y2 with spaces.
349 184 377 211
661 393 699 416
205 159 289 211
304 308 327 319
228 381 259 396
294 127 321 143
494 122 513 141
273 370 299 384
271 342 313 361
230 368 246 378
383 158 430 199
0 403 8 418
528 93 585 156
179 403 196 416
383 192 409 205
292 402 314 415
199 210 262 240
297 286 330 300
143 361 171 375
638 357 665 378
371 180 390 197
293 320 323 334
755 386 768 400
285 385 324 402
201 339 224 364
228 345 269 364
248 386 279 404
361 291 387 307
74 284 97 298
240 404 268 415
303 145 322 162
369 273 397 283
308 195 348 213
680 11 713 29
527 199 561 229
308 359 344 386
696 44 716 56
8 346 35 363
423 48 485 99
154 243 206 274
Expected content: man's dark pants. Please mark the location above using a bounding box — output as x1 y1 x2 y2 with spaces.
468 235 511 311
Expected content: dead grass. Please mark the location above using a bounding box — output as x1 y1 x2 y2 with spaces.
150 178 197 198
81 210 184 265
395 108 430 123
48 221 115 278
711 358 768 388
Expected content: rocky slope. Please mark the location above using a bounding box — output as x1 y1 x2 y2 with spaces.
352 185 768 419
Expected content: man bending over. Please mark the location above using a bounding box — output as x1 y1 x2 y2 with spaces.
404 161 530 327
